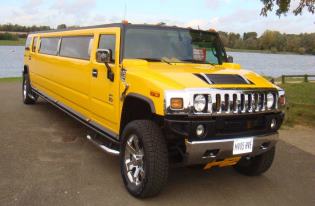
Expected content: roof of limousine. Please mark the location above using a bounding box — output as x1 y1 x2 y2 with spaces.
30 23 217 35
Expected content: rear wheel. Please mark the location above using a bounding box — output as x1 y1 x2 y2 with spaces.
120 120 168 198
234 146 275 176
22 73 37 104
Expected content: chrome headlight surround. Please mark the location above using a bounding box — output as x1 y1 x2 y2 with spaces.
266 93 275 109
193 94 206 112
165 88 285 116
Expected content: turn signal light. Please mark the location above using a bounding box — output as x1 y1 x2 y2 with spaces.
170 98 183 110
150 91 160 98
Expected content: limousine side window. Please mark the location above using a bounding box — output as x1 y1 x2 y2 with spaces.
39 37 60 55
25 36 32 50
32 37 38 52
98 35 116 63
59 36 93 60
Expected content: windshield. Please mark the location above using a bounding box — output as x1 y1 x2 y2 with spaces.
123 27 227 64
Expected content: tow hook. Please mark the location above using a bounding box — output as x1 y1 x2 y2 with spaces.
203 156 241 170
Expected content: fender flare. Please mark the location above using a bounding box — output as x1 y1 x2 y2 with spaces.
125 93 156 114
23 65 29 75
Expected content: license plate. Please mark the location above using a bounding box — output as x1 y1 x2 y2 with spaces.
233 138 253 155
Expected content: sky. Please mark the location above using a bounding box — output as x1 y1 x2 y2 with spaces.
0 0 314 35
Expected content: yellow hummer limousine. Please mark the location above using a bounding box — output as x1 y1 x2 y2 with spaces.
23 23 285 198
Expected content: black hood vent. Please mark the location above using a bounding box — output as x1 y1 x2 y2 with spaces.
194 74 253 85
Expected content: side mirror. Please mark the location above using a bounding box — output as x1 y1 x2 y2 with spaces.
96 49 112 63
25 47 30 51
227 55 233 63
96 49 114 82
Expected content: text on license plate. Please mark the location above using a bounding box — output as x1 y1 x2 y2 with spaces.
233 138 253 155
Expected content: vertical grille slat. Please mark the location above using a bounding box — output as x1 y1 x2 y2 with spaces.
221 94 225 113
240 94 245 112
248 94 253 112
225 94 230 113
254 93 259 112
216 94 221 113
232 94 238 113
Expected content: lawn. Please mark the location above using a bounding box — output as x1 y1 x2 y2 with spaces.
0 38 26 46
0 77 22 82
280 83 315 127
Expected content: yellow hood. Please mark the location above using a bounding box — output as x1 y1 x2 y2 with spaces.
122 59 276 90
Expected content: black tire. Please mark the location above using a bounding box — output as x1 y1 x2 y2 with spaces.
234 146 275 176
22 73 37 104
120 120 169 198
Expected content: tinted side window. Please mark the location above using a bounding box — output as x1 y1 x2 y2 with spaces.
25 36 32 50
32 37 38 52
39 37 60 55
98 35 116 62
60 36 93 60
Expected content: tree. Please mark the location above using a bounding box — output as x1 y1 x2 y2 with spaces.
260 0 315 16
228 33 241 48
57 24 67 29
243 32 258 40
218 31 229 46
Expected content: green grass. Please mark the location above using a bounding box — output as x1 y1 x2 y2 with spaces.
0 77 22 82
0 38 26 46
280 83 315 127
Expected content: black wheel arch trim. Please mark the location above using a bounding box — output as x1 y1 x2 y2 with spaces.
23 65 29 75
125 93 156 113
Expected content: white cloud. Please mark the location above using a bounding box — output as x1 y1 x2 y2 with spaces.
0 0 313 35
204 0 231 9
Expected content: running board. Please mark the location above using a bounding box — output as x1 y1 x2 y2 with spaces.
86 134 120 156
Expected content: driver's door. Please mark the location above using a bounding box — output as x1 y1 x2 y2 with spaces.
90 29 121 135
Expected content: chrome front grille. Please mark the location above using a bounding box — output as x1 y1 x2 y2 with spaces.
206 91 278 115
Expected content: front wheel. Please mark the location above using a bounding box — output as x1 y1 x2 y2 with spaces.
120 120 169 198
234 146 276 176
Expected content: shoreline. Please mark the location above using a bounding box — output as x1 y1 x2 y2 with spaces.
226 48 314 56
0 38 26 46
0 42 313 56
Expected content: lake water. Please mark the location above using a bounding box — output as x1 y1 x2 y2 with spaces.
0 46 314 78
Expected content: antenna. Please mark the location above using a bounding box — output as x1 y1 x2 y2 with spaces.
123 2 127 21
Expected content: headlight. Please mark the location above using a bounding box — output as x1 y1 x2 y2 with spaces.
266 93 274 109
194 94 206 112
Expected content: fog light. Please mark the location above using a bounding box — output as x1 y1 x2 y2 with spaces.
196 124 205 137
270 118 277 129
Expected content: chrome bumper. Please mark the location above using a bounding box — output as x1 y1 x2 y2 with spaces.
185 133 279 165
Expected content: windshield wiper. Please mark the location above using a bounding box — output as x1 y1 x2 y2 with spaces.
161 58 172 65
138 58 161 62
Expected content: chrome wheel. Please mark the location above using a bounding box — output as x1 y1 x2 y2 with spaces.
23 80 27 100
124 134 145 186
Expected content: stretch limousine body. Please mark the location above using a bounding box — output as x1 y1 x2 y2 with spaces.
23 23 285 198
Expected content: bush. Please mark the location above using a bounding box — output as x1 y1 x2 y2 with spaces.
297 47 306 55
0 33 19 41
270 47 278 53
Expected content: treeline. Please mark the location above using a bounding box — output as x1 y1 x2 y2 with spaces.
0 24 51 32
1 23 314 55
219 30 315 55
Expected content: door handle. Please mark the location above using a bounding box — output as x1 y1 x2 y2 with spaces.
92 69 98 78
28 55 31 60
